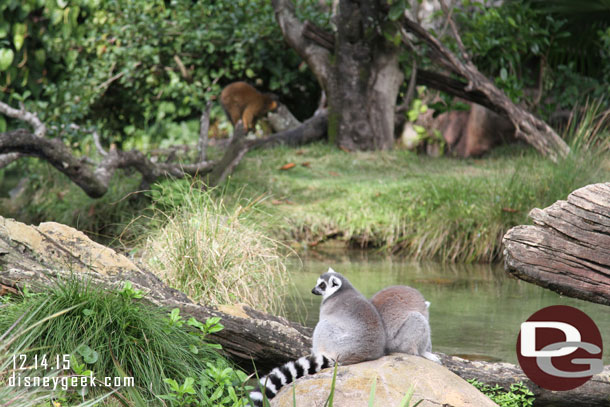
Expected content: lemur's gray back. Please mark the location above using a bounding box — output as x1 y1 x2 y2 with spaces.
313 270 386 364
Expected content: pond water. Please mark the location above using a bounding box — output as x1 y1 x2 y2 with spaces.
283 252 610 365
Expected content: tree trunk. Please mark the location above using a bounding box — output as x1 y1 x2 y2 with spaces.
503 183 610 306
272 0 402 152
328 0 403 151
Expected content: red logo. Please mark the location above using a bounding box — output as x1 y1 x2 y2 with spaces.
516 305 603 391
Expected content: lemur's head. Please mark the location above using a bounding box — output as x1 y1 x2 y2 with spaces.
311 268 349 300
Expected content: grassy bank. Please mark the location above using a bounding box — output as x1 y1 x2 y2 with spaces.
218 143 609 262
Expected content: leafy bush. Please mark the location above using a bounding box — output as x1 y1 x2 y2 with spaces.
0 0 325 142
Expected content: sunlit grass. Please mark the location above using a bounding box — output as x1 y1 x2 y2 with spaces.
143 179 291 314
219 137 608 262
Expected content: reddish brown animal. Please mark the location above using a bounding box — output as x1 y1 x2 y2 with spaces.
219 82 278 131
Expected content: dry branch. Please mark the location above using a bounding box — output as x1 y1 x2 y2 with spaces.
0 101 46 137
0 128 214 198
401 14 570 161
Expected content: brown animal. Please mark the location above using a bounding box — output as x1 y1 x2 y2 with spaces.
219 82 278 131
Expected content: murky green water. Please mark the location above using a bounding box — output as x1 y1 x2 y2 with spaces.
283 252 609 365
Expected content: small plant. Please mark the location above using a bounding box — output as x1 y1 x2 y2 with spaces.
160 377 197 406
0 278 242 403
468 379 535 407
120 281 144 300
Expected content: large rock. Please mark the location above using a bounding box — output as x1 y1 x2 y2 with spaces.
271 354 498 407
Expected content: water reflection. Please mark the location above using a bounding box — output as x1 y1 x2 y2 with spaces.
283 251 609 364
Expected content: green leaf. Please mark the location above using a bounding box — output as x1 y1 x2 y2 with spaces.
389 0 406 21
0 22 9 39
507 16 517 27
13 34 24 51
0 48 14 71
57 0 68 8
210 385 224 400
500 67 508 81
83 350 98 364
0 116 6 133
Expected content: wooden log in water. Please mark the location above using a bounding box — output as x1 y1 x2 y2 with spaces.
503 182 610 306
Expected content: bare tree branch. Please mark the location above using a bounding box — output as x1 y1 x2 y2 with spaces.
198 101 212 163
439 0 470 64
0 153 21 169
0 101 46 137
0 128 215 198
67 124 108 157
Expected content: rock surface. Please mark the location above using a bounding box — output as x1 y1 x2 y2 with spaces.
271 354 497 407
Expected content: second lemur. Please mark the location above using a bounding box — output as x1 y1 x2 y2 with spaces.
371 285 440 363
248 268 385 406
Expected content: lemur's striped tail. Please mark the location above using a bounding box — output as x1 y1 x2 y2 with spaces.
248 354 331 407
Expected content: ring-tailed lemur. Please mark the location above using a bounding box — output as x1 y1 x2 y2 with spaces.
371 285 440 363
248 268 386 406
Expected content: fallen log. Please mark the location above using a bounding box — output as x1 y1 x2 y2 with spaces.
503 183 610 306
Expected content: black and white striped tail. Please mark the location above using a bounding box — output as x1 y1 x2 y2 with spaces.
248 354 331 407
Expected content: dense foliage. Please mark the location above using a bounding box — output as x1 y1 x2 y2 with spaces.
0 0 325 145
449 0 610 119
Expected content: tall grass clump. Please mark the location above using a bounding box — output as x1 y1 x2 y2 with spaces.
144 178 290 314
563 99 610 154
0 300 110 407
0 279 242 404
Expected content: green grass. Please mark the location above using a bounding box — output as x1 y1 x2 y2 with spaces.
217 142 609 262
468 379 534 407
0 279 246 405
